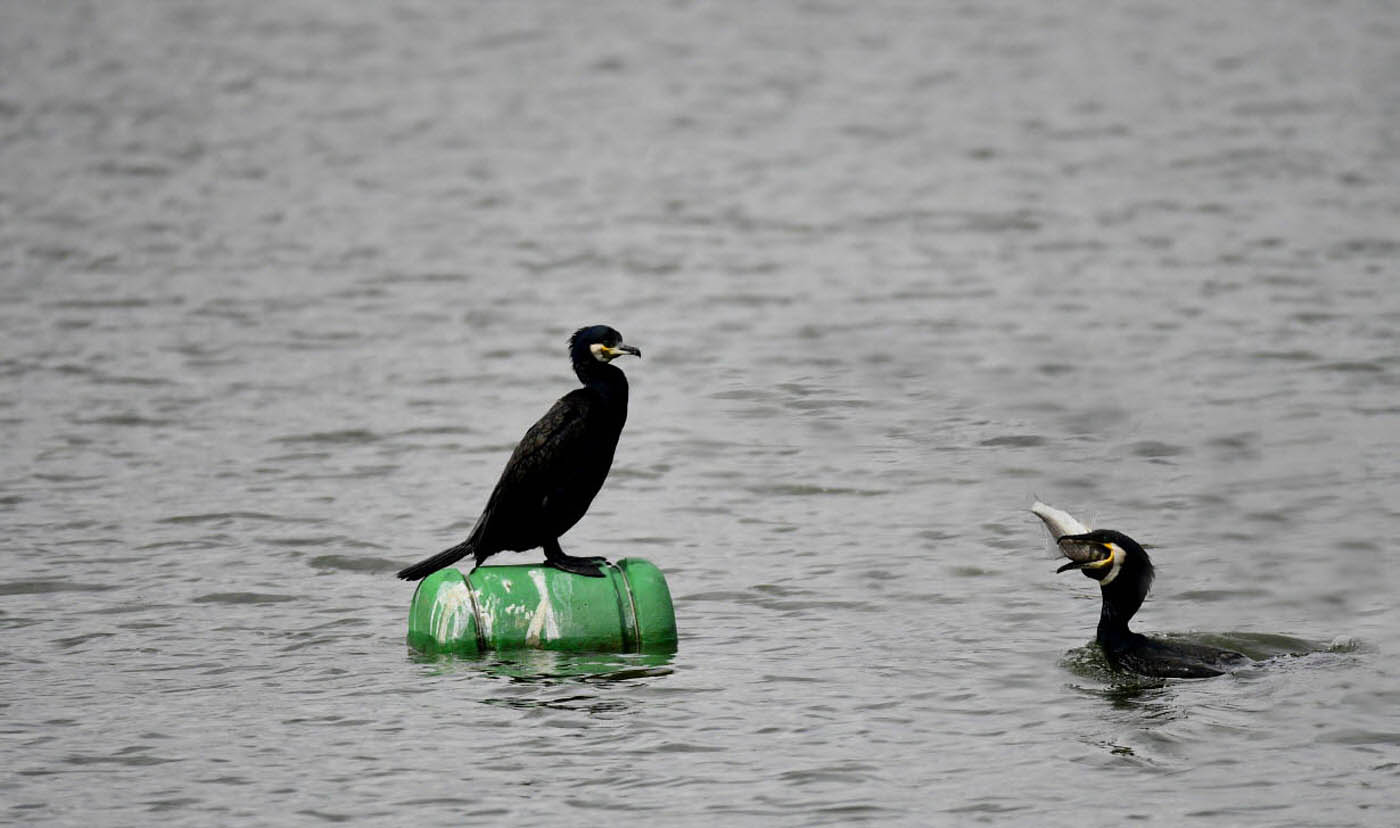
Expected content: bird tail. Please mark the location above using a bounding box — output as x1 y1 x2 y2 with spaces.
395 539 474 581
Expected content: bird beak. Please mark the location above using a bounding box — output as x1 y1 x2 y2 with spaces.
1055 533 1107 561
1053 534 1124 585
589 342 642 363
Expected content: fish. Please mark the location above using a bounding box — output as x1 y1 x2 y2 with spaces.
1030 500 1107 564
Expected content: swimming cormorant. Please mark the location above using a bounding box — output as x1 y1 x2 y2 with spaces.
1053 528 1249 678
395 325 640 581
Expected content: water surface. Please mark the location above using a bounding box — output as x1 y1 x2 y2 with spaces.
3 2 1399 825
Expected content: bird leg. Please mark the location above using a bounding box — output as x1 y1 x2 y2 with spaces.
542 539 608 577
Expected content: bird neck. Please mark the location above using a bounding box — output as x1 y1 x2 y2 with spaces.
573 360 629 404
1096 586 1145 652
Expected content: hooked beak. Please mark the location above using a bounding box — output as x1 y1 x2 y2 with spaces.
1053 532 1123 584
1054 533 1109 566
592 342 642 362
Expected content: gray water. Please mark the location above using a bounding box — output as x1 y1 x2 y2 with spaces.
3 1 1399 825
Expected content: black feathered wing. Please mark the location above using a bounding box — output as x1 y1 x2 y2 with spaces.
395 387 622 581
471 387 622 555
1114 636 1250 678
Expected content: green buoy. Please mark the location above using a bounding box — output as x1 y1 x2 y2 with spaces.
405 558 677 655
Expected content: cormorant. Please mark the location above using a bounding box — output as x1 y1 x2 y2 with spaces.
1053 528 1249 678
395 325 640 581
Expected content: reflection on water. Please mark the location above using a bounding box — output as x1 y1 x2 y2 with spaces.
411 650 677 717
412 648 676 686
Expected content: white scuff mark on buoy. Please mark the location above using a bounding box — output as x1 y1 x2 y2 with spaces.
525 570 561 646
430 580 473 644
475 589 494 640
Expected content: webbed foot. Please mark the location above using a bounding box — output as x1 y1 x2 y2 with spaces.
548 556 608 577
542 540 609 577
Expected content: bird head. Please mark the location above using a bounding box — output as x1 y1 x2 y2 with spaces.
570 325 641 365
1054 529 1154 596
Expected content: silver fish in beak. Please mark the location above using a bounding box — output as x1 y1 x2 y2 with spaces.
1030 501 1106 565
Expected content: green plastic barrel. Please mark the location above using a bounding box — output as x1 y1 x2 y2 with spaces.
405 558 677 656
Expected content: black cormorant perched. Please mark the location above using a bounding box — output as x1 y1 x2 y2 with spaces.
1054 528 1249 678
395 325 640 581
